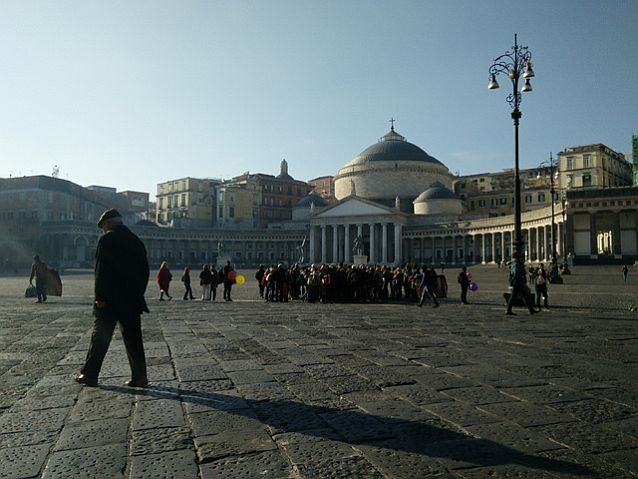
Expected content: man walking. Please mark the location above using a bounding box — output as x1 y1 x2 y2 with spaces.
506 251 537 316
29 255 48 303
418 266 439 308
222 260 234 301
458 266 470 304
73 209 150 388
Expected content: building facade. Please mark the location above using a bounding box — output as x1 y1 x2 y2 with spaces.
155 177 220 228
225 160 312 227
557 144 632 190
308 175 335 203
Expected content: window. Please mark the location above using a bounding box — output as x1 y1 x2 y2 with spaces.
181 194 186 207
538 193 545 202
566 157 574 170
583 154 591 168
525 194 532 204
470 200 475 208
491 198 498 207
499 197 507 205
229 207 234 218
582 173 592 187
478 199 485 207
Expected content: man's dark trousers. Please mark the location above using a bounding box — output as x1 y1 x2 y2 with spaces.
461 284 468 303
81 312 147 382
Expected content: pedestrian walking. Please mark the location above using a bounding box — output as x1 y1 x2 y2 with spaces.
535 264 549 310
73 208 149 388
255 265 266 298
458 266 470 304
181 267 194 300
29 255 48 303
506 252 537 316
222 260 234 301
157 261 173 300
199 264 213 300
210 265 219 301
622 265 629 283
418 267 439 308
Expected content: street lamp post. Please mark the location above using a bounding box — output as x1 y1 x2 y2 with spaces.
538 153 562 283
488 34 535 299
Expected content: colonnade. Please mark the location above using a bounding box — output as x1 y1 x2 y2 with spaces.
308 222 403 265
405 223 566 265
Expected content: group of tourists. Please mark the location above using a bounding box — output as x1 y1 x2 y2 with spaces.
156 261 236 302
252 263 454 307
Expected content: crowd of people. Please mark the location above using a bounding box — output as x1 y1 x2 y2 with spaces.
252 263 454 307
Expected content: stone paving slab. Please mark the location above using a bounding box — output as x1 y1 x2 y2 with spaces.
0 266 637 478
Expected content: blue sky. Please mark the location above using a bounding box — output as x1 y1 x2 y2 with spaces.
1 0 636 198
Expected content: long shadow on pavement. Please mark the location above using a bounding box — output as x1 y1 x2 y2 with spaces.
104 383 592 476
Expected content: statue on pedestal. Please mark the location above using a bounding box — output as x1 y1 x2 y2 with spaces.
352 235 364 256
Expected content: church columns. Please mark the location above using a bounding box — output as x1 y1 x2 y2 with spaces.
535 226 541 262
321 225 327 264
369 223 376 263
394 223 402 265
500 232 506 263
344 224 351 263
481 234 486 264
470 235 475 263
382 223 388 264
332 225 338 263
491 233 496 264
308 226 317 263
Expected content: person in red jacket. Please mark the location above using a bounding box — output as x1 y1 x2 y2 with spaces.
157 261 173 300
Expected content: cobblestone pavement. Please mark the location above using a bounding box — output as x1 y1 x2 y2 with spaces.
0 265 637 478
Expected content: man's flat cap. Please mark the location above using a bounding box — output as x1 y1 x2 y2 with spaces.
97 208 122 227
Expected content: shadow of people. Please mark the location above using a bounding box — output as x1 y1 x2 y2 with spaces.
103 383 592 476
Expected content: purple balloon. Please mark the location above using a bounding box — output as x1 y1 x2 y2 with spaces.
469 282 478 292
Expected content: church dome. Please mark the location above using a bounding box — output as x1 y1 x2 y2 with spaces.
413 182 462 216
346 128 443 167
295 192 328 208
334 125 453 211
414 181 457 202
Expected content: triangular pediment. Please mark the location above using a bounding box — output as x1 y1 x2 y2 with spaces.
314 196 397 218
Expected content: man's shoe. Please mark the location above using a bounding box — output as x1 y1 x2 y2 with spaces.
73 373 97 387
125 379 148 388
505 311 516 316
433 304 439 308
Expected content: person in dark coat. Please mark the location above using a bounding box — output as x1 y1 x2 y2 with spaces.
222 261 234 301
74 209 150 388
29 255 48 303
210 265 219 301
506 251 538 316
418 267 439 308
255 265 266 298
458 266 470 304
181 267 194 300
157 261 172 300
199 264 213 300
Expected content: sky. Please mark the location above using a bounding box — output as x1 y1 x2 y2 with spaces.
0 0 636 199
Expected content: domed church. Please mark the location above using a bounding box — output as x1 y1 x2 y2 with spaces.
334 126 455 213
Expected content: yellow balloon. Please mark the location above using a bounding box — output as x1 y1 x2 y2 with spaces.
236 275 246 285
